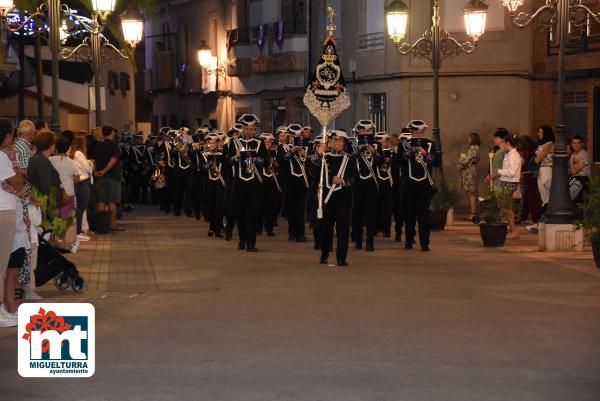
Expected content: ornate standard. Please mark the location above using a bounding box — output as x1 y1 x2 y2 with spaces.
502 0 600 224
386 0 487 169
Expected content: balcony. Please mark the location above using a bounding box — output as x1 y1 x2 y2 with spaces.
249 52 307 75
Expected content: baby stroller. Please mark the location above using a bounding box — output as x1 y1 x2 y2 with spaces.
35 231 85 292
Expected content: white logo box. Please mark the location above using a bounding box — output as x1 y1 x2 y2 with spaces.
18 303 95 378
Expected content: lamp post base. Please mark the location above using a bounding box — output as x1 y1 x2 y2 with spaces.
538 223 584 252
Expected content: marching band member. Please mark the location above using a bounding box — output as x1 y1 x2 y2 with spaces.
145 134 159 205
155 128 171 213
201 132 227 237
375 132 394 238
128 133 147 204
351 120 380 252
165 129 192 217
282 124 309 242
227 114 268 252
391 129 410 243
399 120 438 252
259 133 281 236
307 132 327 250
187 130 206 220
223 123 243 241
309 130 357 267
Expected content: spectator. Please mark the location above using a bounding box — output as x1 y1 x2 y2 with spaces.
534 125 554 214
34 120 48 131
87 126 103 161
61 130 75 148
569 135 591 205
456 132 481 220
24 199 42 301
487 134 522 239
518 135 542 225
91 125 123 231
50 137 80 247
50 137 80 198
70 131 93 241
28 130 62 208
489 128 509 189
13 120 35 171
0 119 26 327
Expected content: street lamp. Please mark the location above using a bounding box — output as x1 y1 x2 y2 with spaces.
0 0 13 16
385 0 488 168
501 1 600 226
197 41 212 69
91 0 116 20
120 7 144 48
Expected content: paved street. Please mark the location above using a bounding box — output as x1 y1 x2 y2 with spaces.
1 207 600 401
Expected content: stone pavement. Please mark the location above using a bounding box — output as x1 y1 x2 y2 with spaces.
0 207 599 401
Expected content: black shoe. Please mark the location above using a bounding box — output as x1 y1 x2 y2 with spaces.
267 232 275 237
246 246 258 252
421 246 430 252
405 242 413 249
195 213 201 220
366 244 375 252
274 221 279 227
355 243 362 250
208 230 214 237
313 243 321 250
296 236 307 243
337 261 349 267
383 232 391 238
225 232 233 241
185 212 193 218
288 235 295 242
174 211 181 217
215 232 223 238
395 233 401 242
164 208 171 214
238 242 246 250
319 256 328 265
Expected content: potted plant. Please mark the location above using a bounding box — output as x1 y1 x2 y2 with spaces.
478 188 512 247
574 176 600 268
430 170 457 230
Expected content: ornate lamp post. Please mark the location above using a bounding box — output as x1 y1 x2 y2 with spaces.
501 0 600 225
1 1 143 130
60 3 143 128
385 0 488 168
197 40 228 82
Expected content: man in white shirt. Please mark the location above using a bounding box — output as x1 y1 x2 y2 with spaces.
569 135 592 204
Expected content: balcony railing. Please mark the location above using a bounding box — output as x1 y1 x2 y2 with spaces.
357 32 385 50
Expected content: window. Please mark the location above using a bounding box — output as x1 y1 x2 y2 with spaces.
231 0 238 30
271 99 287 131
368 94 386 132
358 0 384 50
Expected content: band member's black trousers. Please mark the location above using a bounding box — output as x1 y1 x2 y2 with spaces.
165 167 189 215
351 182 378 247
392 179 405 240
321 191 352 263
308 189 320 248
262 178 280 234
223 181 236 235
158 185 170 212
285 177 307 239
187 171 204 219
203 180 225 232
234 179 261 247
128 168 144 204
377 182 394 235
403 181 433 248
